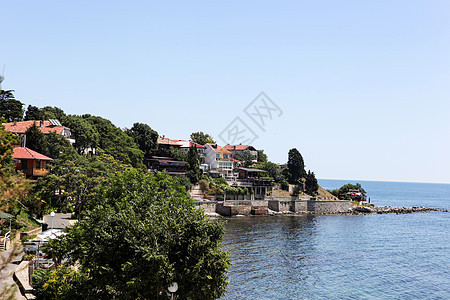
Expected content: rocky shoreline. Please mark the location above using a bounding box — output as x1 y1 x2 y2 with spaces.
349 205 448 214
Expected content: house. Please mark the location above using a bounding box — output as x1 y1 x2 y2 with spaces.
340 190 367 202
230 167 273 199
12 147 53 178
2 119 74 146
146 156 188 175
204 144 233 175
155 136 182 156
223 144 258 158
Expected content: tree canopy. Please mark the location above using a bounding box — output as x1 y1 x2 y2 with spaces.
61 115 99 155
234 151 256 167
24 122 47 154
304 170 319 196
190 131 215 145
257 150 268 163
0 90 24 122
81 115 144 169
330 183 366 198
186 146 202 184
126 122 158 158
38 170 231 299
287 148 306 184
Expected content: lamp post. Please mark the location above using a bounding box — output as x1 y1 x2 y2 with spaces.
50 211 55 232
167 282 178 300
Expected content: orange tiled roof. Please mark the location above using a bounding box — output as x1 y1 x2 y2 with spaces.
223 144 256 151
3 120 67 135
207 143 232 154
13 147 53 161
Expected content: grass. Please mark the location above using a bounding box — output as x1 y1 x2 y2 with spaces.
14 210 41 232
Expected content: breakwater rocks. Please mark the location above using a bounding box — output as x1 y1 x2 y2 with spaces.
350 205 448 214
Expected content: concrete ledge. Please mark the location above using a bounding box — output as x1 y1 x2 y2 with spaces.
13 261 35 299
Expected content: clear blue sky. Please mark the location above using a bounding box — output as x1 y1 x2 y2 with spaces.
2 1 449 183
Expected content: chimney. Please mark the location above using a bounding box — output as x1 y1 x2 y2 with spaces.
13 118 17 126
40 120 44 127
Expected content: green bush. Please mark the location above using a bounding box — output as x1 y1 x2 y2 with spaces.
198 179 210 193
280 180 289 191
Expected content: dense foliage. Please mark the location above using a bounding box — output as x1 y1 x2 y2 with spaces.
287 148 306 184
186 146 202 184
190 131 215 145
126 122 158 158
257 150 268 163
330 183 366 198
233 151 256 167
0 90 24 122
24 122 47 154
81 115 144 169
38 171 231 299
304 170 319 196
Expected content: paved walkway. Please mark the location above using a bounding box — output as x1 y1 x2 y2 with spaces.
42 213 76 229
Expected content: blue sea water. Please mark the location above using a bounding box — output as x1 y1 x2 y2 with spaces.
222 180 450 299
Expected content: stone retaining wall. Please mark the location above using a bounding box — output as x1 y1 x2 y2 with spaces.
292 200 308 212
197 199 351 216
306 200 351 213
268 200 291 212
196 202 217 214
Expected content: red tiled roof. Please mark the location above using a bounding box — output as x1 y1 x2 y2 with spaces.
224 144 256 151
2 120 67 135
13 147 53 161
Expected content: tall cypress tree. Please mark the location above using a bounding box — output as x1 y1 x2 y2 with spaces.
186 146 202 184
287 148 306 184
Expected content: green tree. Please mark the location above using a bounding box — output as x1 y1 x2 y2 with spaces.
170 147 188 161
24 105 44 121
0 124 30 219
82 115 144 169
126 122 158 158
0 90 24 122
40 106 66 120
61 115 99 155
186 146 202 184
259 161 284 182
257 150 268 163
287 148 306 184
24 105 66 121
39 170 231 299
190 131 215 145
330 183 366 198
44 131 72 159
304 170 319 196
233 151 256 167
24 122 47 154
